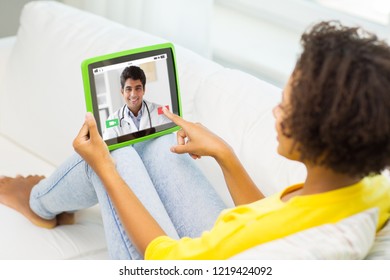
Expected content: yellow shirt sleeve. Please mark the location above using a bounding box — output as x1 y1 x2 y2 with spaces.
145 206 263 260
145 175 390 260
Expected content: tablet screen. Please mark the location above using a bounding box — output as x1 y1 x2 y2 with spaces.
81 43 181 150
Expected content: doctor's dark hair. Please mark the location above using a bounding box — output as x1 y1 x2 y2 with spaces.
120 66 146 89
283 21 390 177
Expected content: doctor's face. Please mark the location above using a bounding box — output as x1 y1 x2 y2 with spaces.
121 78 145 115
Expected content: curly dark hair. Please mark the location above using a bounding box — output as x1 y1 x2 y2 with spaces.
283 21 390 177
120 65 146 89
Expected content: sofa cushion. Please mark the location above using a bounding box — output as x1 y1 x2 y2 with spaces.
0 1 165 167
365 219 390 259
0 135 54 177
0 204 107 260
0 1 225 168
230 208 378 260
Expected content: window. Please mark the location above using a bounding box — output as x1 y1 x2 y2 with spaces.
312 0 390 26
213 0 390 87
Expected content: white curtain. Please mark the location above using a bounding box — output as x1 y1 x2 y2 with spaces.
61 0 214 57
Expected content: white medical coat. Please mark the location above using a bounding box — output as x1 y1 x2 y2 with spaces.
103 100 170 140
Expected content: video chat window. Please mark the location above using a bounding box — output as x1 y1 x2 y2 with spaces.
82 43 181 150
88 49 180 145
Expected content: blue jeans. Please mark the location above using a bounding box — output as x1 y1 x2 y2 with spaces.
29 134 226 259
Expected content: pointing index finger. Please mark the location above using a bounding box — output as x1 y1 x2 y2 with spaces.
163 107 187 128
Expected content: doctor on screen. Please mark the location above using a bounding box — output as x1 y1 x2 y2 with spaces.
103 65 170 140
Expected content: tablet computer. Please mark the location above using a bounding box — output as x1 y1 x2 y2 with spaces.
81 43 182 150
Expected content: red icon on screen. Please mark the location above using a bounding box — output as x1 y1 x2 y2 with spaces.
158 105 169 115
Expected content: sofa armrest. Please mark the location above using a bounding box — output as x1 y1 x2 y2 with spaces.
0 36 16 129
0 36 16 69
0 36 16 90
0 36 15 51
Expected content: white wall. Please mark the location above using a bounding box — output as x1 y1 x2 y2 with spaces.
212 0 390 88
0 0 40 37
211 3 300 88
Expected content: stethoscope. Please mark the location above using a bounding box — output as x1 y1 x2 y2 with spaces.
119 100 152 129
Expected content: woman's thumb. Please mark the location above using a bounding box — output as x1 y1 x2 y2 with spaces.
84 112 99 138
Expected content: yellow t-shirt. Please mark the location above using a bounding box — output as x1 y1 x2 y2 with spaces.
145 175 390 260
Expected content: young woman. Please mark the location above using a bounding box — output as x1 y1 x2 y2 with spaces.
1 21 390 259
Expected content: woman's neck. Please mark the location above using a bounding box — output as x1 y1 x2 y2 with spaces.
302 165 361 195
282 164 361 202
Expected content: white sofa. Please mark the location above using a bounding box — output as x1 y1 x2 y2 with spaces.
0 1 388 260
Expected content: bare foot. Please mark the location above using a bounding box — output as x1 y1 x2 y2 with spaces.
0 175 57 229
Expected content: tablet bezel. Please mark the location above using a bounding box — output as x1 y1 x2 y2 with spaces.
81 43 182 150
